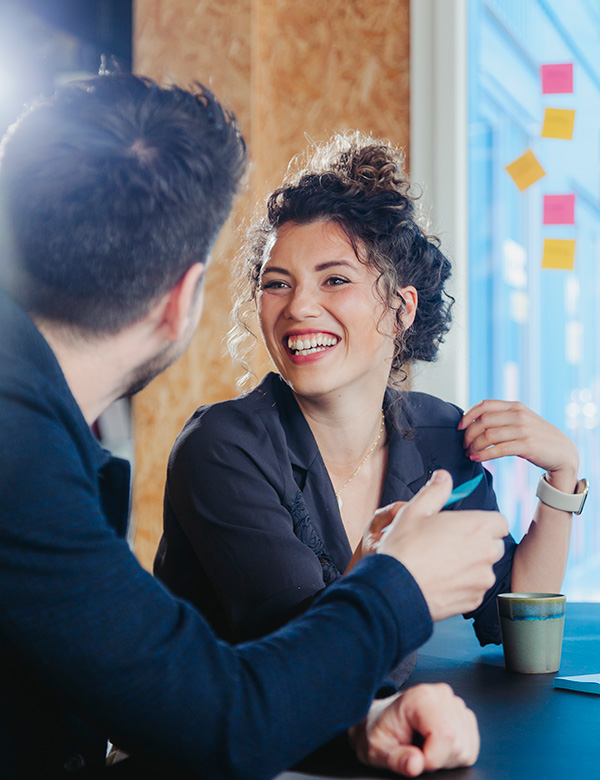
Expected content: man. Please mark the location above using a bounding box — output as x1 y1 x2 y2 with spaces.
0 73 507 779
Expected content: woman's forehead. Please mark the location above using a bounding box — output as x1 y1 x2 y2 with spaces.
262 220 362 269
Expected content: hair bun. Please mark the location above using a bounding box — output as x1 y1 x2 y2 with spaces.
341 143 405 196
290 131 409 200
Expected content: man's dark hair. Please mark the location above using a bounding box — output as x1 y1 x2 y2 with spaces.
0 73 247 334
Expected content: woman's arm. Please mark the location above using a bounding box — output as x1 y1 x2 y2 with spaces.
458 399 579 593
156 404 330 642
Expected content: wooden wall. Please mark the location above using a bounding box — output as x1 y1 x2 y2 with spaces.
132 0 411 570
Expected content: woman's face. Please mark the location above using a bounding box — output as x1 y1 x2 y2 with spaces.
257 220 416 403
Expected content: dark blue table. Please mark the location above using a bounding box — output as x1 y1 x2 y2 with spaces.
277 602 600 779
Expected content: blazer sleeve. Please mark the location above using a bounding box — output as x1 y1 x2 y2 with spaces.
454 464 517 645
403 393 517 647
157 403 329 642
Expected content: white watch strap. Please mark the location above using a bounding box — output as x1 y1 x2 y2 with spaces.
535 474 589 515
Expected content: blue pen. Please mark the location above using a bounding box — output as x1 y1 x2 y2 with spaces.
442 473 483 508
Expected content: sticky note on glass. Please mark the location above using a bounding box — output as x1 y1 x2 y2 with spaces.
541 63 573 94
541 108 575 139
505 150 545 191
542 239 576 270
543 194 575 225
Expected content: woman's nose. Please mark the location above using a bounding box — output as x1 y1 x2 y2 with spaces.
284 285 321 320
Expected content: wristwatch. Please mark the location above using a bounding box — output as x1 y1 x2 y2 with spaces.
535 473 589 515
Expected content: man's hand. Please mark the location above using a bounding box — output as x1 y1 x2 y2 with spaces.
377 470 508 621
344 501 406 574
349 684 479 776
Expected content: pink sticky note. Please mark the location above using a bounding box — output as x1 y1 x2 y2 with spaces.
541 63 573 94
543 194 575 225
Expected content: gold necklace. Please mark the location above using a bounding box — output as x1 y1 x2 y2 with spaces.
334 413 385 510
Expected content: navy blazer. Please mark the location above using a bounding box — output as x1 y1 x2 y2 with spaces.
157 372 516 648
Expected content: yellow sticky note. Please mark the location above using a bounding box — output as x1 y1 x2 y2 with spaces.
542 239 576 270
505 150 546 191
541 108 575 139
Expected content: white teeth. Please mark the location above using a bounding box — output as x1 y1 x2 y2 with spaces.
298 346 327 356
287 333 339 354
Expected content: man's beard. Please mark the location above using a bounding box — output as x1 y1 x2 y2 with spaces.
118 339 184 399
118 272 204 399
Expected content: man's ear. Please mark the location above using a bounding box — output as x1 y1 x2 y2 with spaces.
159 263 205 342
398 285 418 329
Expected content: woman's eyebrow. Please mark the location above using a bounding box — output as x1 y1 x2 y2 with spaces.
314 260 355 271
261 265 291 276
261 259 356 276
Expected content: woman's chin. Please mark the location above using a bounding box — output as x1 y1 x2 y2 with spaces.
279 372 342 402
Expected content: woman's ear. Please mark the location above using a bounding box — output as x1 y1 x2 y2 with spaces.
397 285 418 329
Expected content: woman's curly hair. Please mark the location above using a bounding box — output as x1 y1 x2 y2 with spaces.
229 131 453 388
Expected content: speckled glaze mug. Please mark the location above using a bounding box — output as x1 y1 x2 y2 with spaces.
497 593 566 674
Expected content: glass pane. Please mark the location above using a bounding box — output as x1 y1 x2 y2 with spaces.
468 0 600 599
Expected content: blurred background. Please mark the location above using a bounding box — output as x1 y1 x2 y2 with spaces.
1 0 598 600
0 1 131 135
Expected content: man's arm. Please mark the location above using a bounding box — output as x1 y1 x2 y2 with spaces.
1 381 504 780
0 394 431 779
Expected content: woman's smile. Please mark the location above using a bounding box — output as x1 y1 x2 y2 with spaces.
284 330 340 361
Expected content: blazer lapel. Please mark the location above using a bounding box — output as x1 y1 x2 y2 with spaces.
271 374 351 570
381 391 426 506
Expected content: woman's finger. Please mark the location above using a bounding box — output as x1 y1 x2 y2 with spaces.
465 426 536 458
459 399 525 429
460 409 534 448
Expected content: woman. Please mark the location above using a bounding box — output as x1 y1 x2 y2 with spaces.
155 133 581 674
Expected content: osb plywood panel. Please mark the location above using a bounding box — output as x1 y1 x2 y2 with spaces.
132 0 410 571
132 0 254 570
253 0 411 200
134 0 252 132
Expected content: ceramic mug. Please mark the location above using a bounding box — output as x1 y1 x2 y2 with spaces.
497 593 566 674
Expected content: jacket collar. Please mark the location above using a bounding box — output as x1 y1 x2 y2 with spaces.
0 289 115 475
381 388 426 504
268 373 322 473
266 372 426 502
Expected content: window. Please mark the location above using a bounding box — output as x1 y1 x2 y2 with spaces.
412 0 600 599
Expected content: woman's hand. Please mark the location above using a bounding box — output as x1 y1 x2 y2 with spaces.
349 684 479 776
458 400 579 492
460 400 578 593
344 501 406 573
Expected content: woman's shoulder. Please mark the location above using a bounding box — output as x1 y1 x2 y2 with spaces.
388 389 464 430
388 391 480 482
172 373 284 454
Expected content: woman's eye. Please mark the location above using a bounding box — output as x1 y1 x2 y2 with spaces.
326 276 350 286
261 280 289 290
